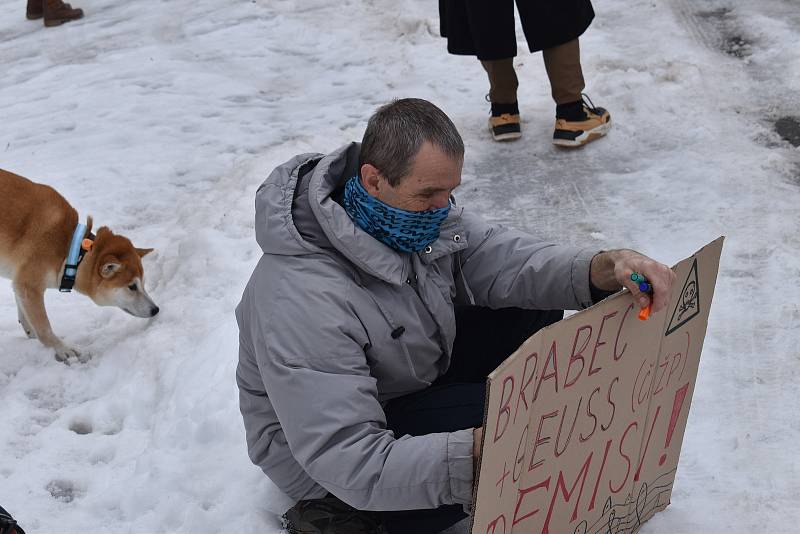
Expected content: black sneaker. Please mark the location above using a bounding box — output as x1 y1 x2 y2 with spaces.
282 495 385 534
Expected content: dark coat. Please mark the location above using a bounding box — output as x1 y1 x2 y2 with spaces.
439 0 595 59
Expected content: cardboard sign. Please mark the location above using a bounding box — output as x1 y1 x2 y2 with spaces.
471 237 724 534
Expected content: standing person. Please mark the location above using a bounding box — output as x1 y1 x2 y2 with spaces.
236 99 673 533
26 0 83 27
439 0 611 147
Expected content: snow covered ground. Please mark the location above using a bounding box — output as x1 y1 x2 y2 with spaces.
1 0 798 532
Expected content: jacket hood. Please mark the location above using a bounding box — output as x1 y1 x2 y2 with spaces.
255 142 418 285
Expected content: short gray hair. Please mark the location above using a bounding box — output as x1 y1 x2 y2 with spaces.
360 98 464 187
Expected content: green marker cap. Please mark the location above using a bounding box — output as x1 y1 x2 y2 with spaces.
631 272 647 283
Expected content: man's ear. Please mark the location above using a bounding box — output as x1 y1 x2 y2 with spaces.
135 247 154 258
359 163 383 196
100 256 122 278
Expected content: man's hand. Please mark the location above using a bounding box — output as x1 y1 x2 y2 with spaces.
473 427 483 478
590 249 676 313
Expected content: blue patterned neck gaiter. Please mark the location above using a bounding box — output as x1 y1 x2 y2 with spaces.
342 176 450 253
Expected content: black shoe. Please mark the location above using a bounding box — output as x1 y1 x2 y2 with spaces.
282 495 385 534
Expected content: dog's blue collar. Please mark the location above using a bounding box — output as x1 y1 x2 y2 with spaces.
59 222 94 293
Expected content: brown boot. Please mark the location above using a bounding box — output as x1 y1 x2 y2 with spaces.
43 0 83 27
26 0 43 20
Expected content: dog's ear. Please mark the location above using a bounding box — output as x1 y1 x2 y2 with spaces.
135 247 154 258
100 256 122 278
92 227 113 250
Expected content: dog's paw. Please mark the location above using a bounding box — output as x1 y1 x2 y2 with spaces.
54 345 86 363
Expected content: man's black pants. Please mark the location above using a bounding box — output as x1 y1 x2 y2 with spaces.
380 306 563 534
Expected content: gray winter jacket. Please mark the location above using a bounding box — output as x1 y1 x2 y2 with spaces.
236 143 599 511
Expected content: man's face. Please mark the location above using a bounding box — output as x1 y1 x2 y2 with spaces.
361 142 462 212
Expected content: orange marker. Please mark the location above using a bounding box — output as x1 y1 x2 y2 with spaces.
631 272 652 321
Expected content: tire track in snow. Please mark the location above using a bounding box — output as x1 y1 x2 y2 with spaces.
669 0 800 154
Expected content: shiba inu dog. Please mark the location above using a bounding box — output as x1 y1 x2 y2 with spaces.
0 168 158 362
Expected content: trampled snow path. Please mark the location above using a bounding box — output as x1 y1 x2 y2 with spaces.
1 0 798 532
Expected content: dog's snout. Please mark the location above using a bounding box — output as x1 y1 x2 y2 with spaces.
150 306 159 317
